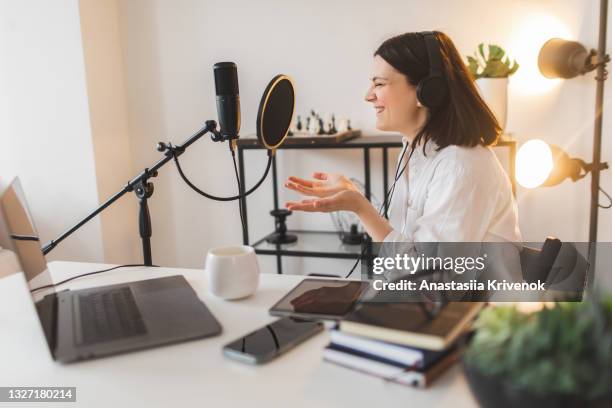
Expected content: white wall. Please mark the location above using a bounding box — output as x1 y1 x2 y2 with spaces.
0 0 104 263
114 0 611 275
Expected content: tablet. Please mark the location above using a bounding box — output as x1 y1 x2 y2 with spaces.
269 279 369 320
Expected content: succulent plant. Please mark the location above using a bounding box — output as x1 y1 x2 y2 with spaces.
467 44 519 79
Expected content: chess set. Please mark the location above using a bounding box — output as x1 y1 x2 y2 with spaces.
284 110 361 145
239 110 361 147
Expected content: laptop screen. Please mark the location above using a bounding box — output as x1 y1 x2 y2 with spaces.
0 178 54 297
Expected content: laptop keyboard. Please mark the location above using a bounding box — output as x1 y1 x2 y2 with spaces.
77 287 147 345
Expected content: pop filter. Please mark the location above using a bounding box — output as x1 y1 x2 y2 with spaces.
256 75 295 151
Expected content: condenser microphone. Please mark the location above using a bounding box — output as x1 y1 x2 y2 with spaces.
214 62 241 141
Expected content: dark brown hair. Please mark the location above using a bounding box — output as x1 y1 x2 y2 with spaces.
375 31 501 154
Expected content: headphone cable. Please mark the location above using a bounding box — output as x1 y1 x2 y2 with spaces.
344 142 413 278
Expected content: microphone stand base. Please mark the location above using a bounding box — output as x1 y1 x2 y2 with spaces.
265 233 298 245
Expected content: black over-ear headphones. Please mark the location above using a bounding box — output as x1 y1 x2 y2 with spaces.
416 31 449 109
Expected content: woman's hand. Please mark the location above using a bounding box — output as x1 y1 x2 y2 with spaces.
285 189 365 214
284 171 393 241
284 172 364 213
284 172 358 198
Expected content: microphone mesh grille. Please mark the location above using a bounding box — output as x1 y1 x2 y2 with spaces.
214 62 239 95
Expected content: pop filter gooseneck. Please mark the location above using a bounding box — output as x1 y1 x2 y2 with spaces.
170 74 295 201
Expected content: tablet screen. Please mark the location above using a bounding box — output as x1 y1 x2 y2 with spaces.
269 279 369 319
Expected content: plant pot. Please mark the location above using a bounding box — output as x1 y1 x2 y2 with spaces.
463 361 611 408
475 77 508 131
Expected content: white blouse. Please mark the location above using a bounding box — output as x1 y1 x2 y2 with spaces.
383 137 522 244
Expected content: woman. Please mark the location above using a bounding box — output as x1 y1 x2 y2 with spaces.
285 31 521 245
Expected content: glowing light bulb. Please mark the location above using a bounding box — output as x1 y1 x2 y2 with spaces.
516 139 554 188
508 15 571 95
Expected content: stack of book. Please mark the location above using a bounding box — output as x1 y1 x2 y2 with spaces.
323 301 483 388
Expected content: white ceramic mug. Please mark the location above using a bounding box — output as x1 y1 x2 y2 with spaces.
205 245 260 300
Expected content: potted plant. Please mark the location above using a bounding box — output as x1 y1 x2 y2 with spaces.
467 44 519 131
463 297 612 408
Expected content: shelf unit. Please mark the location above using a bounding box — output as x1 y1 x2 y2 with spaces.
236 134 517 274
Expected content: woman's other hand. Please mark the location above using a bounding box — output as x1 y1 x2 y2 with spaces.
284 172 358 198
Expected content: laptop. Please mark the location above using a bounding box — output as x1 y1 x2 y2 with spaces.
0 178 222 363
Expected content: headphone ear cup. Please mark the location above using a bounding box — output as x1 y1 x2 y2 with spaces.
417 76 448 108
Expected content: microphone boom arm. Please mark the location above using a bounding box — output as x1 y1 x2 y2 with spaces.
43 120 220 263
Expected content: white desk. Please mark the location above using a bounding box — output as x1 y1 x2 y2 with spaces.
0 262 477 408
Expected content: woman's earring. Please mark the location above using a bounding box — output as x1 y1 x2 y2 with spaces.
416 100 423 108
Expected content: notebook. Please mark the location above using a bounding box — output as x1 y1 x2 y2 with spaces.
329 330 447 369
339 302 483 350
323 344 460 388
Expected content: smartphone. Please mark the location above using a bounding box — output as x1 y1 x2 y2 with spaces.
223 317 324 364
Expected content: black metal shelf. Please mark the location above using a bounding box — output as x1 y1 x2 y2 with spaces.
251 230 363 259
237 134 404 274
237 134 404 150
236 134 517 274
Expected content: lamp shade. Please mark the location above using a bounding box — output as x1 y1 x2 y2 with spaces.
516 140 586 188
538 38 589 79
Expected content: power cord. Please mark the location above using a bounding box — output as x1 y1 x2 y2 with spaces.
29 264 157 293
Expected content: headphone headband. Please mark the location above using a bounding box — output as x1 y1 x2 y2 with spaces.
421 31 443 76
416 31 448 109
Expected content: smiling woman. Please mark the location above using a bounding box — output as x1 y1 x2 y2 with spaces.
285 31 521 246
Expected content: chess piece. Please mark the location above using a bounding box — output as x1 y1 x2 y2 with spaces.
308 115 320 134
347 119 352 131
322 113 331 134
317 117 325 135
296 115 302 131
328 114 337 134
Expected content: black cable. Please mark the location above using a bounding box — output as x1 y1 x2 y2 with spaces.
381 142 415 216
10 235 40 242
599 186 612 209
29 264 157 293
171 146 272 201
231 148 248 240
344 240 368 279
344 143 413 279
